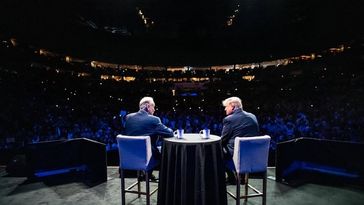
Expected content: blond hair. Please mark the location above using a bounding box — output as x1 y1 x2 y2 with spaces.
222 97 242 109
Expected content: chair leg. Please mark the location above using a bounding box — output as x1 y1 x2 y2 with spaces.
137 171 141 198
146 171 150 205
120 168 126 205
244 173 249 202
263 172 267 205
236 173 240 205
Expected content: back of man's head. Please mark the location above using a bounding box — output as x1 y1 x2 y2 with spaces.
222 96 243 109
139 97 155 110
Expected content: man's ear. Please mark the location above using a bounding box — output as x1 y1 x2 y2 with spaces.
144 104 149 112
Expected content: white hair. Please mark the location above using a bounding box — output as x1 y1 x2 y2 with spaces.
139 97 155 110
222 97 243 109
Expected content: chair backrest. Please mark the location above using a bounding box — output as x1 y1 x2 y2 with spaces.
116 135 152 170
233 135 271 174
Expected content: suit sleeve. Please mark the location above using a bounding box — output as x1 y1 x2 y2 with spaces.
221 117 232 146
153 117 174 138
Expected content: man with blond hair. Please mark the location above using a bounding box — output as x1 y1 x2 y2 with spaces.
221 96 259 183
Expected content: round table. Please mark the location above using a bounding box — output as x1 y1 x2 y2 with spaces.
164 133 221 143
157 134 227 205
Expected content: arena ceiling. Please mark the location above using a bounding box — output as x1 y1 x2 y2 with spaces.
1 0 364 66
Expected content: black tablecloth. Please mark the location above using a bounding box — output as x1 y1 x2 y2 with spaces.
157 138 227 205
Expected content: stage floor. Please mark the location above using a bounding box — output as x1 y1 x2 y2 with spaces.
1 166 363 205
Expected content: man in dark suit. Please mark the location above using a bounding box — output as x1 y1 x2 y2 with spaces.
124 97 173 179
124 96 173 159
221 97 259 183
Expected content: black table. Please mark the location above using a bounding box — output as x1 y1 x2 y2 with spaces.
157 134 227 205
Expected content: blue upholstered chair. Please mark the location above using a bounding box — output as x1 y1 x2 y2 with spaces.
226 135 271 205
116 135 159 205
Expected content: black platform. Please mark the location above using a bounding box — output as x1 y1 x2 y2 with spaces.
26 138 107 183
276 138 364 187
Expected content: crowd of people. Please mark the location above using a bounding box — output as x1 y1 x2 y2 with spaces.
1 41 364 165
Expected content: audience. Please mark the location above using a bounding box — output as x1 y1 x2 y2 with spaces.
1 40 363 165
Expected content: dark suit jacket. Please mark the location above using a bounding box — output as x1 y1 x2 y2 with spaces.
124 110 173 155
221 108 259 156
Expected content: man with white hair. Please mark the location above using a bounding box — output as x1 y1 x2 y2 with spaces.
124 97 173 178
221 96 259 183
125 96 173 149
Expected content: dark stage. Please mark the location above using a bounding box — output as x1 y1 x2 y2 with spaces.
1 166 363 205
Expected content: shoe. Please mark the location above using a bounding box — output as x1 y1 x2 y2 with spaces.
226 177 245 185
226 176 237 185
138 173 157 181
239 179 246 185
150 174 158 181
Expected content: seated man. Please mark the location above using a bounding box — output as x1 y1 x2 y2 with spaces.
221 97 260 184
124 97 173 178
